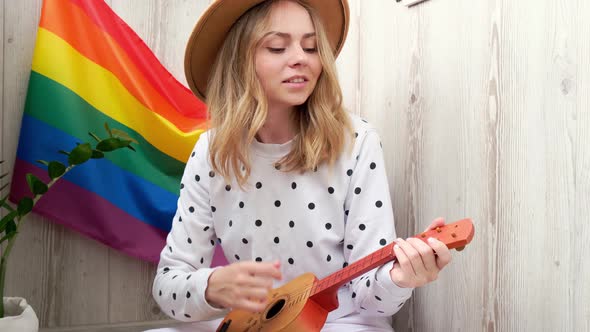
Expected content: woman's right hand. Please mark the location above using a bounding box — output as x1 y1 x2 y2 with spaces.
205 260 282 312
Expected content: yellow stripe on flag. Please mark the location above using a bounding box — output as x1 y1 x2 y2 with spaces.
32 28 201 162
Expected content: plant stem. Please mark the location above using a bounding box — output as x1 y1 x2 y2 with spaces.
0 164 75 317
0 227 18 318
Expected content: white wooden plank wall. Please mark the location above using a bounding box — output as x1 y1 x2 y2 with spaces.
0 0 588 331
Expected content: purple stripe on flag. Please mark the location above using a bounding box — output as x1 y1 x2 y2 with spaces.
9 159 229 267
10 158 166 263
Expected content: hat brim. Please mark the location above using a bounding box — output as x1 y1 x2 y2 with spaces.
184 0 350 102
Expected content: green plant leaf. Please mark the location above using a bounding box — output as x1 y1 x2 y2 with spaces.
0 210 18 232
17 197 33 216
0 194 14 212
111 128 139 144
48 161 66 179
91 150 105 159
37 160 50 166
4 220 17 242
0 233 9 244
68 143 92 165
104 122 113 138
26 174 48 196
96 138 130 152
0 193 10 210
88 132 101 143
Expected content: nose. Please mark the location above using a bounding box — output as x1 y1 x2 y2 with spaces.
288 46 308 68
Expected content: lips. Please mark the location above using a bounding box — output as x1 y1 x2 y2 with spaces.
283 75 308 83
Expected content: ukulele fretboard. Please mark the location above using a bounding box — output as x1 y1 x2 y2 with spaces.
310 243 395 296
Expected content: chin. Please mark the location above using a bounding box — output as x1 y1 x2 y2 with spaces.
283 95 313 107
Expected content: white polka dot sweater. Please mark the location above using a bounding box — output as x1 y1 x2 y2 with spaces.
152 114 414 323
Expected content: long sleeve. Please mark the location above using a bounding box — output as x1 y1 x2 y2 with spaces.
152 132 229 321
343 128 413 316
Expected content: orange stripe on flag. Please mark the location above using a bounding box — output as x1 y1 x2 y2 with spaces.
40 0 205 133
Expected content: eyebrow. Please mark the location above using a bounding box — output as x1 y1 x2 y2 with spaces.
263 31 316 39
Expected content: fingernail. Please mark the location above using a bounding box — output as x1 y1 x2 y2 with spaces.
428 237 436 243
394 245 400 250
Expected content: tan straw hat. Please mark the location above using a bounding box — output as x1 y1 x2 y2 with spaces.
184 0 350 101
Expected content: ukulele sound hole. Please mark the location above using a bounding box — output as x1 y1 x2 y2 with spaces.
265 299 286 320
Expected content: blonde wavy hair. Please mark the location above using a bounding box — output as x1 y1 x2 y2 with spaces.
206 0 353 188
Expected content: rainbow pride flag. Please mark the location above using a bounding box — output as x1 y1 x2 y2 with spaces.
10 0 226 265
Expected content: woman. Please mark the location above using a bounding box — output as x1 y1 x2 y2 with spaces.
152 0 452 331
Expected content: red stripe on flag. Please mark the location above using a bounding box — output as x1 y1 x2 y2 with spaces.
67 0 207 119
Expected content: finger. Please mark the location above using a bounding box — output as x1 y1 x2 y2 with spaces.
397 238 428 277
427 237 452 269
242 275 275 290
243 262 283 280
424 217 445 232
393 243 414 275
234 297 268 313
239 286 272 302
406 237 437 272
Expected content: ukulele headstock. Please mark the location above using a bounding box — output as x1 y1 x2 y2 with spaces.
417 218 474 251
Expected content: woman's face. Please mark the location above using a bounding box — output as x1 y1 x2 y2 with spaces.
255 1 323 109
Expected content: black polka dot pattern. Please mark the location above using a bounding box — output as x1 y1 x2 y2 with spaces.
156 122 398 318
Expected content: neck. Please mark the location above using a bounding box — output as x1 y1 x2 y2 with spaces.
255 104 296 144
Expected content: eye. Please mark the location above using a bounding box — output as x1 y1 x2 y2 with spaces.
267 47 285 53
303 48 318 53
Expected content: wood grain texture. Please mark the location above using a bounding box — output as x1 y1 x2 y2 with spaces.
1 0 588 330
335 0 360 115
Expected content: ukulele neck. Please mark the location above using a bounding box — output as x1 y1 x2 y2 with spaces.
310 243 395 296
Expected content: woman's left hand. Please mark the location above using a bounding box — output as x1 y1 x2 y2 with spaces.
389 217 452 288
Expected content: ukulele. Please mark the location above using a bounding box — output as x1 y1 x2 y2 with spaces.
216 218 475 332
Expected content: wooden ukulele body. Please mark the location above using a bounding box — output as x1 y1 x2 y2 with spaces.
217 273 332 332
216 218 475 332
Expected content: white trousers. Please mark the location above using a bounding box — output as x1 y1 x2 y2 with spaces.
145 313 393 332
